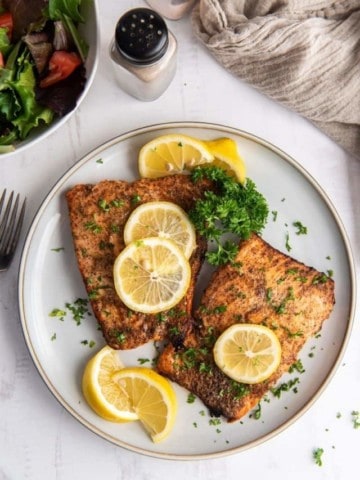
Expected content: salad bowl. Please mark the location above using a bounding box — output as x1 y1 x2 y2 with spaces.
0 0 99 156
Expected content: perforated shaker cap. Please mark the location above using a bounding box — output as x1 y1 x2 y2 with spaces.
115 8 169 65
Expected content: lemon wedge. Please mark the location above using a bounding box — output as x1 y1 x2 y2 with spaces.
123 201 196 259
113 367 178 443
113 237 191 314
138 133 214 178
204 137 246 183
82 345 138 422
213 324 282 384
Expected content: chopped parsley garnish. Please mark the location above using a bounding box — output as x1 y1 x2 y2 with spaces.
271 377 300 398
65 298 91 326
285 232 291 252
49 308 67 320
137 358 150 365
293 221 308 235
51 247 65 252
199 362 212 374
111 330 126 344
351 410 360 429
81 339 92 347
131 194 141 204
199 304 227 315
230 380 250 399
98 198 110 212
313 447 324 466
289 359 305 374
312 273 330 284
252 403 262 420
189 166 268 265
84 220 102 233
98 198 124 212
209 418 221 426
48 299 92 342
187 393 196 404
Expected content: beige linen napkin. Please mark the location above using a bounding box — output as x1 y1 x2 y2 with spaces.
192 0 360 157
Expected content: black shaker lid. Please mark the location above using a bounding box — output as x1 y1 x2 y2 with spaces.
115 8 169 65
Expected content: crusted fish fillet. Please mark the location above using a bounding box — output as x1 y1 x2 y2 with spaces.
157 234 335 421
66 175 210 350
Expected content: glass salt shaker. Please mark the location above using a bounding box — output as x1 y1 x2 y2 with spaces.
109 8 177 101
146 0 196 20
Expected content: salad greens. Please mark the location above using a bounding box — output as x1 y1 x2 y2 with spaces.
0 0 88 153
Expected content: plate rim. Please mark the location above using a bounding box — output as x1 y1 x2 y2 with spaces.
18 121 357 460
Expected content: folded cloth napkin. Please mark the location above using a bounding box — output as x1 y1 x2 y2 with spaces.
192 0 360 158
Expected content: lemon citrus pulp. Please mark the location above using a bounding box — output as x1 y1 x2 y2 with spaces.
213 324 282 384
113 237 191 314
123 201 196 259
112 367 178 443
138 133 214 178
82 345 138 422
204 137 246 183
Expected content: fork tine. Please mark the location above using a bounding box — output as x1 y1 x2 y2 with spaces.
0 189 26 267
1 193 19 251
0 189 6 215
0 190 14 240
7 197 26 256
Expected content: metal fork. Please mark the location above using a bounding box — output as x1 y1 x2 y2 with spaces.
0 190 26 271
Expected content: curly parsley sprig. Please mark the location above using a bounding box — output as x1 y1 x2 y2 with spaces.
189 166 269 265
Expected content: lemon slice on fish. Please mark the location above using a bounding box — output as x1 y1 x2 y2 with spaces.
123 201 196 259
113 237 191 314
213 324 282 384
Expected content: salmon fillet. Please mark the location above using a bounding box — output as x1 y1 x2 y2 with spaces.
66 175 210 350
157 234 335 421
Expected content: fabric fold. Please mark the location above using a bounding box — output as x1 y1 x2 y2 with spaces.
192 0 360 157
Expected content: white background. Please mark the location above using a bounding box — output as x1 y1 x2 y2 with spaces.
1 1 359 479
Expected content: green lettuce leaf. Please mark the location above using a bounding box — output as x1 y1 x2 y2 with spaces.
48 0 84 23
0 27 11 55
0 46 53 144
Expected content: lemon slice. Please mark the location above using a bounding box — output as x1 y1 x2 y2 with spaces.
124 201 196 259
112 367 178 443
113 237 191 314
204 137 246 183
82 345 138 422
213 324 282 384
138 133 214 178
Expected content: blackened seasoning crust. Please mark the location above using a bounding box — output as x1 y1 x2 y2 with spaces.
66 175 210 349
157 234 335 421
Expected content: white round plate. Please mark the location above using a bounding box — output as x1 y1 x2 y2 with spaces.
18 122 356 460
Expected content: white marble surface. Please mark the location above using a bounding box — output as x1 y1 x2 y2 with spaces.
1 1 359 478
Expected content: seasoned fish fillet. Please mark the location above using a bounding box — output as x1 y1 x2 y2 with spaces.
66 175 210 349
157 234 335 421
